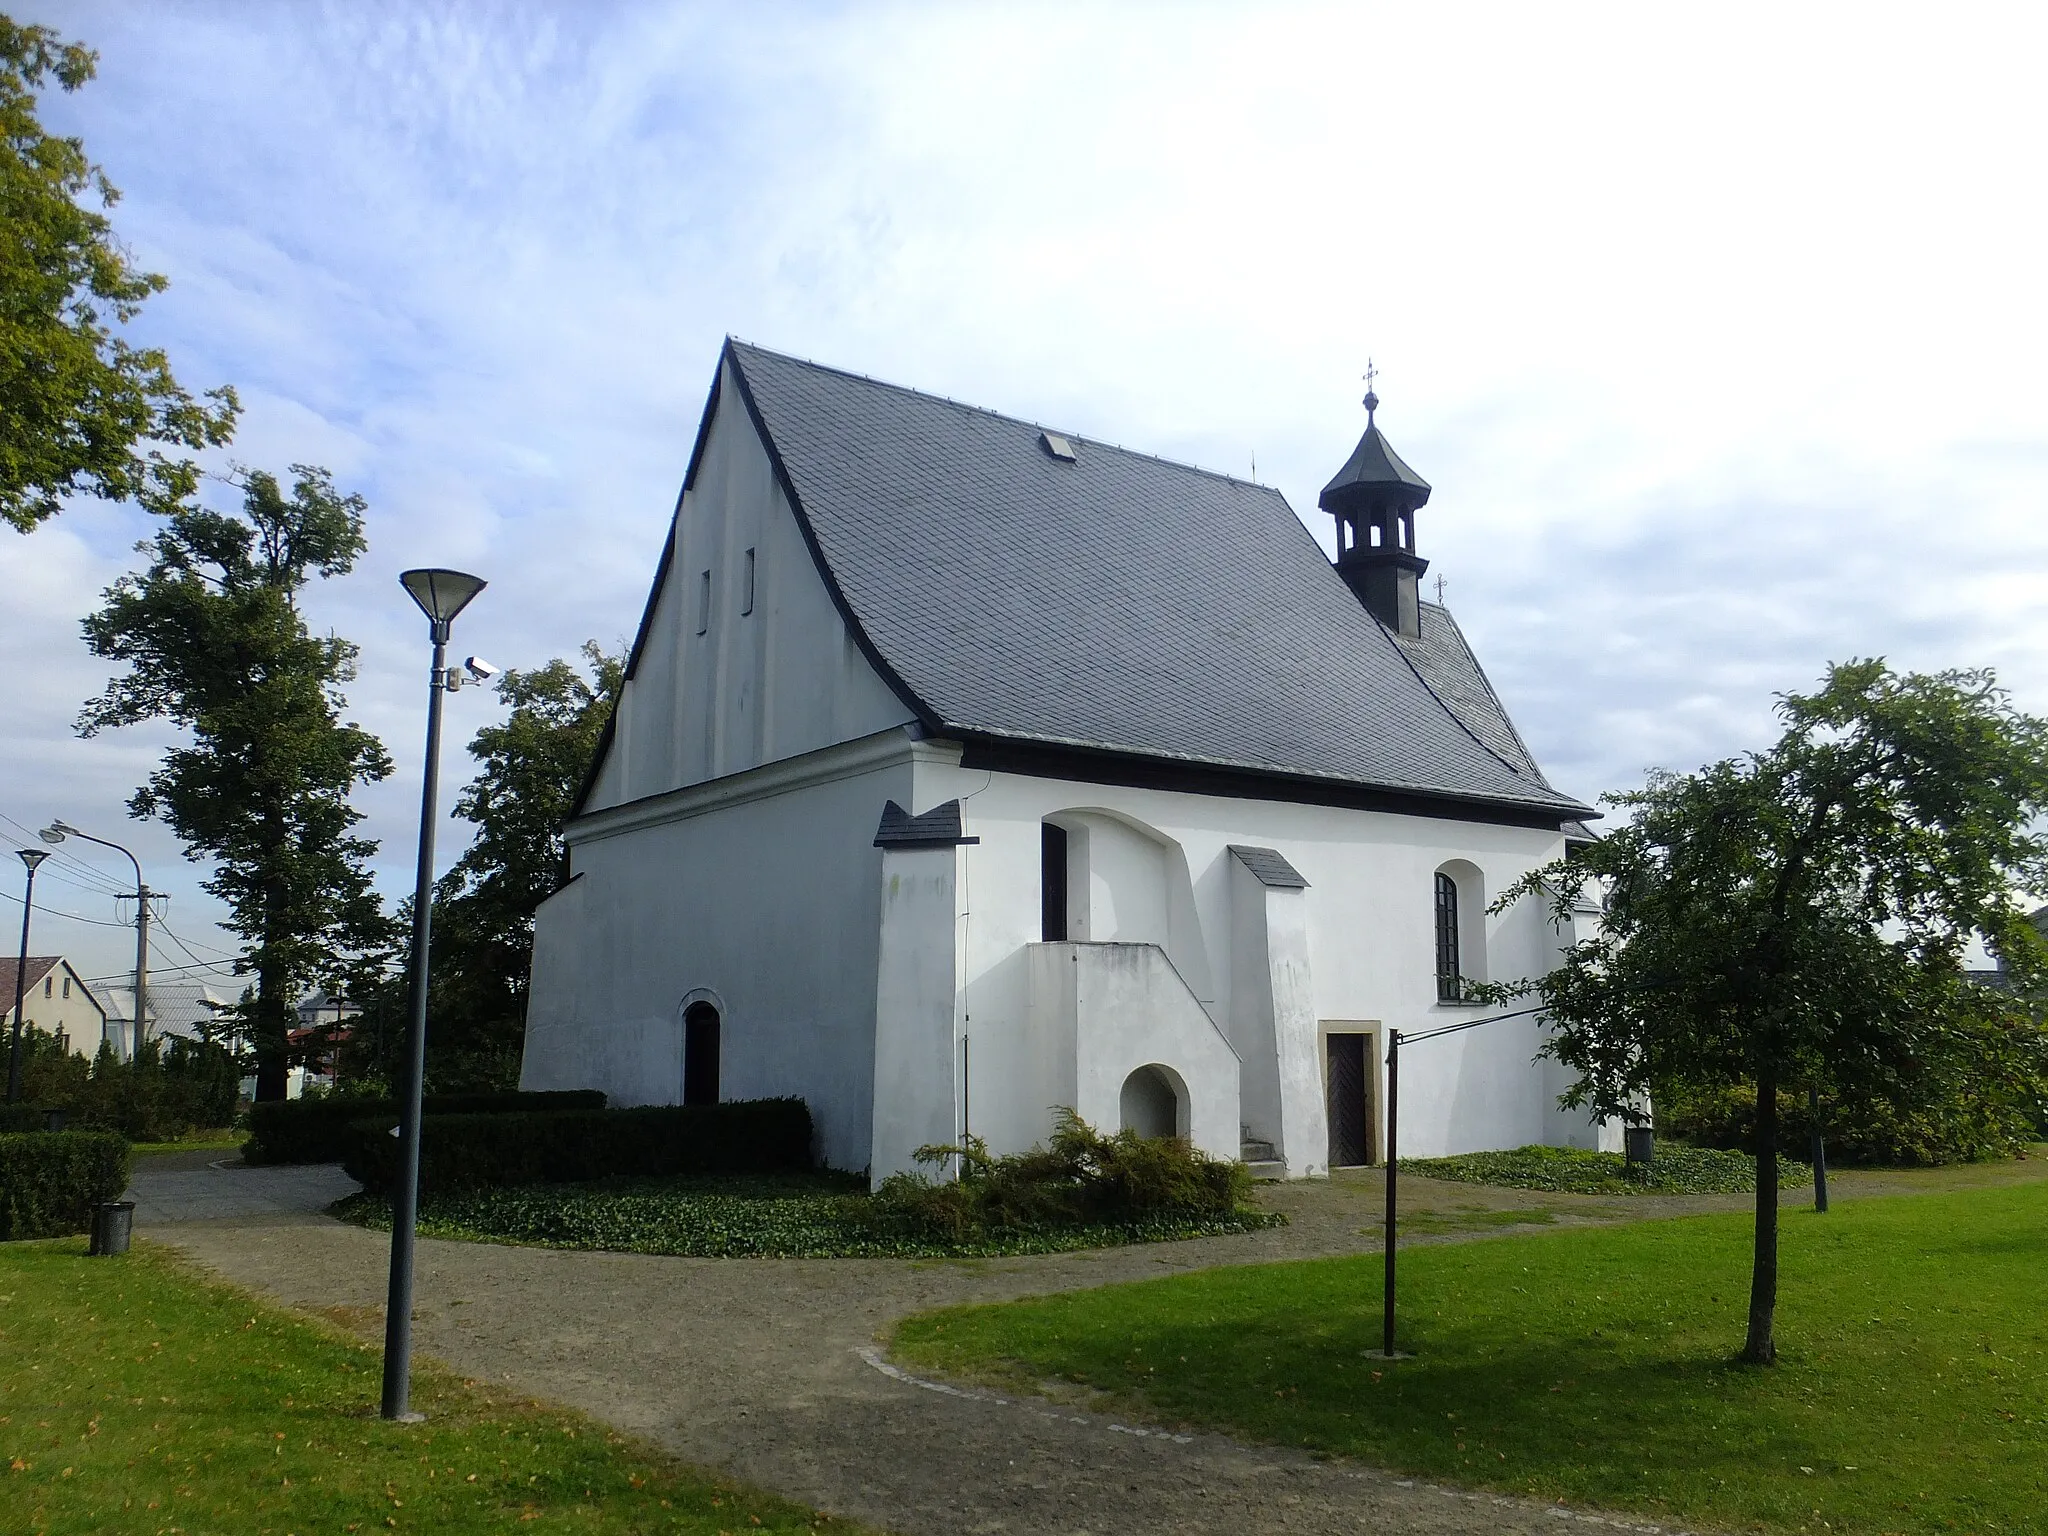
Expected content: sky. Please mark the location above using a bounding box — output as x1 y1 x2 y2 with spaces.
6 1 2048 986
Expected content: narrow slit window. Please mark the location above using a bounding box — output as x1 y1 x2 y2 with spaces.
1041 824 1069 941
696 569 711 635
742 548 756 616
1435 872 1461 1002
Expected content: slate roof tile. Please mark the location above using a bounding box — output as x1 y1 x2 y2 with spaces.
723 341 1591 820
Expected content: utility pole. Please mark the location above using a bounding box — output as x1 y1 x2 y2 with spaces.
40 822 153 1062
130 884 153 1062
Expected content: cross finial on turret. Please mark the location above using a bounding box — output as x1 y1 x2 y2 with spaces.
1362 358 1379 419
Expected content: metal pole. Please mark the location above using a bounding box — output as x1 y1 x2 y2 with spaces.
1382 1028 1400 1359
133 883 152 1064
1808 1085 1829 1214
381 632 448 1422
8 856 43 1103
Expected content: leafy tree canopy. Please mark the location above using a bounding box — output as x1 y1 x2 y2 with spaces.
79 464 394 1100
0 14 237 532
347 643 621 1094
1498 660 2048 1363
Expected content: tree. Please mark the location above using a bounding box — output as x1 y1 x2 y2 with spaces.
0 16 237 533
349 643 621 1092
1498 661 2048 1364
79 464 394 1099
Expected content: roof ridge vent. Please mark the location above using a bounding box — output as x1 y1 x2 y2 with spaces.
1039 431 1078 462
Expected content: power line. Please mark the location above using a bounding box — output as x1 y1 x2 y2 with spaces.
0 886 135 928
85 958 235 984
156 922 240 963
0 811 132 894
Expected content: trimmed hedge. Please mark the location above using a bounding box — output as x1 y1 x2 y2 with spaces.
341 1099 813 1194
245 1089 607 1165
0 1131 130 1241
0 1103 52 1134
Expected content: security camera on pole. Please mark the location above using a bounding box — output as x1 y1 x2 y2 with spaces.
381 567 488 1423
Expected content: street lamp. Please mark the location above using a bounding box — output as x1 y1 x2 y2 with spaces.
7 849 51 1104
382 567 487 1423
40 821 153 1063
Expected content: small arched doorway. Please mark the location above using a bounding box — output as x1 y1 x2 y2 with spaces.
683 1001 721 1105
1119 1064 1183 1140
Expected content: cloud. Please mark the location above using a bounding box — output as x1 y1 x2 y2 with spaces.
8 0 2048 974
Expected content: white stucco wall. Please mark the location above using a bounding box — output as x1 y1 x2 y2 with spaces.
523 731 916 1172
870 842 964 1180
584 355 913 814
915 749 1605 1165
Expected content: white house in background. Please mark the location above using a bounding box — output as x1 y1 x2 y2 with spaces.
1 956 110 1057
521 341 1611 1182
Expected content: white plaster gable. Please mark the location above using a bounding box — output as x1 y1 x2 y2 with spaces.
583 355 915 813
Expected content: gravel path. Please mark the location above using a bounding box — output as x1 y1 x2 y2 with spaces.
143 1156 2048 1536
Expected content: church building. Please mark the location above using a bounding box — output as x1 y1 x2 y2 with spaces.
520 340 1608 1181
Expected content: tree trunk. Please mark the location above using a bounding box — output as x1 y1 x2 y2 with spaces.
1742 1058 1780 1364
253 861 291 1102
252 969 289 1102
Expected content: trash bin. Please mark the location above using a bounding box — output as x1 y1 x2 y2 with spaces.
1624 1126 1655 1166
89 1201 135 1257
44 1108 67 1133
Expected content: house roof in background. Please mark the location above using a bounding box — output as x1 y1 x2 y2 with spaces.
0 956 64 1016
719 341 1591 821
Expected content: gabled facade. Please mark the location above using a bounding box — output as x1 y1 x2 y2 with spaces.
1 956 110 1057
522 342 1610 1180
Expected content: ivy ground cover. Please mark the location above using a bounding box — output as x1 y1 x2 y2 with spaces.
336 1171 1282 1258
1399 1141 1812 1196
894 1180 2048 1535
0 1237 860 1535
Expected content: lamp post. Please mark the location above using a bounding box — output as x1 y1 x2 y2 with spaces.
7 849 51 1103
40 822 152 1063
381 567 486 1423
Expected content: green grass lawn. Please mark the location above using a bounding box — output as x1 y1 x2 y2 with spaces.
895 1181 2048 1535
1399 1141 1812 1195
334 1172 1282 1259
1 1237 860 1535
128 1129 247 1158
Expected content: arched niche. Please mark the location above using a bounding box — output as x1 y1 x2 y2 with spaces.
1118 1062 1189 1140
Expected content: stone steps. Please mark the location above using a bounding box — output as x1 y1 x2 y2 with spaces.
1239 1129 1284 1179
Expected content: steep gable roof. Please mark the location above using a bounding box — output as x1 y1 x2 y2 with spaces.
726 341 1589 820
588 340 1591 823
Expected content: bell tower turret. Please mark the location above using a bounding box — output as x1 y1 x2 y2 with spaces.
1318 373 1431 638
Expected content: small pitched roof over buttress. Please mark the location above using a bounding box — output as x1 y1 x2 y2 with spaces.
614 341 1591 823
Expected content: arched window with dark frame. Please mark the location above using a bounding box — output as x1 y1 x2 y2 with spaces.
683 1001 720 1105
1434 871 1461 1002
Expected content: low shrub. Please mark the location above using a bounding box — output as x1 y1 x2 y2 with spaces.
1657 1078 2044 1167
13 1032 240 1142
0 1130 130 1240
340 1098 813 1193
334 1166 1284 1259
1398 1141 1811 1196
0 1103 51 1133
870 1110 1257 1244
245 1088 607 1165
